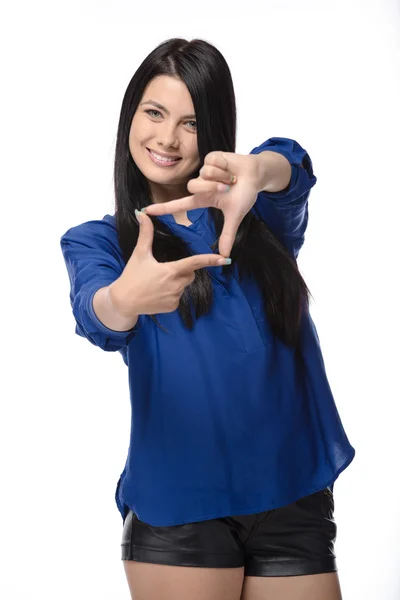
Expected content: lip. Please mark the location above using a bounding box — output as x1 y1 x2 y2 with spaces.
147 148 181 159
146 148 182 167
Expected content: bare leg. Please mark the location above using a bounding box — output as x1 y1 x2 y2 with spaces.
123 562 245 600
240 572 342 600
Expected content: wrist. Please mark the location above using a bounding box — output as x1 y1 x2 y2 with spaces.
108 278 140 320
255 151 292 193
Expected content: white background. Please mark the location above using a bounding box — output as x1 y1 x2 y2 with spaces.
1 0 399 598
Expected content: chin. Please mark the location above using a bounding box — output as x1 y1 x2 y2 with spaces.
144 166 191 185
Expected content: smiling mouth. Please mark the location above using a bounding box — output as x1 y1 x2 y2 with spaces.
146 148 182 166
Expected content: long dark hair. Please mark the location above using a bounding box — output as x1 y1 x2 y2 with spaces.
114 38 311 347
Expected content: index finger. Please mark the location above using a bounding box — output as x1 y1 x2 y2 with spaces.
204 151 229 170
171 253 231 273
143 195 197 216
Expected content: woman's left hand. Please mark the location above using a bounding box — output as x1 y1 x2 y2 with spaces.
143 151 261 257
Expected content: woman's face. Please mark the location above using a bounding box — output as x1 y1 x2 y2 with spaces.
129 75 201 201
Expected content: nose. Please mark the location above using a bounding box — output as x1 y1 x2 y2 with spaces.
157 123 179 149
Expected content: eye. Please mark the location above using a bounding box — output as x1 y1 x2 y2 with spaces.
144 109 196 130
145 109 162 118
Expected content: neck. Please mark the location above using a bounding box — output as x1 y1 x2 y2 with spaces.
150 181 188 204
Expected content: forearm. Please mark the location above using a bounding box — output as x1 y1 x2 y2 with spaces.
255 150 292 193
93 283 139 332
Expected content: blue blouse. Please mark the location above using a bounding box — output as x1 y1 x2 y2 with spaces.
60 137 355 526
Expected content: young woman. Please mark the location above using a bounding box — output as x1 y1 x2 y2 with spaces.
60 38 355 600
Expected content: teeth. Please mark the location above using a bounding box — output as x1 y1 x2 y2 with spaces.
150 150 180 162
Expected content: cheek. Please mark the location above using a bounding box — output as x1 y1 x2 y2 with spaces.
129 116 152 144
128 121 137 151
186 137 200 163
129 124 151 161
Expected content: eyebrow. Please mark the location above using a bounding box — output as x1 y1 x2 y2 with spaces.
140 100 196 120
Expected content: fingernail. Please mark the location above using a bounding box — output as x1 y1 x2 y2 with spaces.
141 207 147 213
217 258 232 266
217 183 230 193
135 209 143 224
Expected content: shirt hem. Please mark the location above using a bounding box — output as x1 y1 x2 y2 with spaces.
117 446 356 527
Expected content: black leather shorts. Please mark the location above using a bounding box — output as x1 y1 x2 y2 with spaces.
121 487 337 577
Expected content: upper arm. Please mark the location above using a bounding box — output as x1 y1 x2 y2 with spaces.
250 137 317 259
60 216 137 354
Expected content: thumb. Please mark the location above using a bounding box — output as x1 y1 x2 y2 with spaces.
218 213 243 258
135 209 154 256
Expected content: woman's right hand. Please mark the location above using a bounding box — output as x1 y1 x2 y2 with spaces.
109 210 230 318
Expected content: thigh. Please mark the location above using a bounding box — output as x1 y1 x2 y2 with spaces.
123 562 245 600
244 488 337 578
241 572 342 600
121 509 246 600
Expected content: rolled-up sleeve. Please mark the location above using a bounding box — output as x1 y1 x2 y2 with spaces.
60 217 138 353
250 137 317 258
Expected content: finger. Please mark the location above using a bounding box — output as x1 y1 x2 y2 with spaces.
187 178 221 195
204 151 229 170
134 210 154 256
218 214 244 258
143 195 198 216
171 253 231 274
199 165 233 185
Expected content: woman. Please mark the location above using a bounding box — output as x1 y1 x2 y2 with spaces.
60 38 355 600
